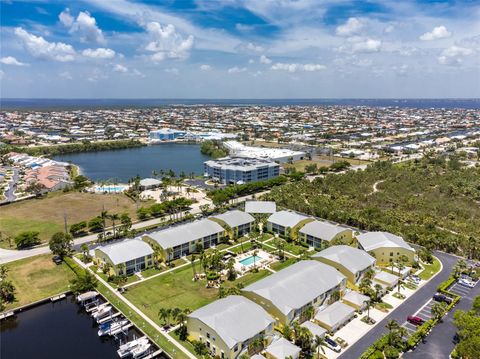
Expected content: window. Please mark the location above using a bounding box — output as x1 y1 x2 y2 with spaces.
206 333 210 339
233 345 238 352
390 252 394 256
221 352 225 359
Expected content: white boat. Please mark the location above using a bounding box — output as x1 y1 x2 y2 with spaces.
98 319 128 337
131 342 151 358
117 337 148 358
92 305 112 319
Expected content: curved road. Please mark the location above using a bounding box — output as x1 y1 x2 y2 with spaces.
339 251 459 359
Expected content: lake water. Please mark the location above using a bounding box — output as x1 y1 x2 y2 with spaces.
1 297 121 359
53 143 210 182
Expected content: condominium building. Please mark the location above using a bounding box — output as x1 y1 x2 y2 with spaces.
204 157 279 185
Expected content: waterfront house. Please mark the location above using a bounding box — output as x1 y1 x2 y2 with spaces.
210 210 255 238
144 219 225 261
187 295 275 359
314 301 356 332
266 210 312 237
357 231 416 265
312 245 376 285
94 238 154 276
298 220 353 248
242 260 346 324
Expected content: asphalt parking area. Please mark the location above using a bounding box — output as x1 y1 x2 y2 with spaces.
448 283 472 296
401 299 433 335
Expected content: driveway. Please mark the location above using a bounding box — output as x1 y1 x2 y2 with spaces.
339 251 459 359
403 277 479 359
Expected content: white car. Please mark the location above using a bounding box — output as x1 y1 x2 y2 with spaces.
458 278 475 288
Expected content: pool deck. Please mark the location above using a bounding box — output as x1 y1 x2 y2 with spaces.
234 249 275 275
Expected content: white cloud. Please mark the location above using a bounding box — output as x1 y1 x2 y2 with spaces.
0 56 28 66
59 8 74 27
271 62 326 72
132 68 145 78
248 59 255 64
246 42 263 52
227 66 247 74
420 26 451 41
200 64 212 71
351 38 382 53
88 68 108 82
336 17 363 37
15 27 76 62
438 45 473 65
165 67 179 74
113 64 128 73
59 71 73 80
0 70 4 79
82 48 116 59
145 22 194 61
60 9 105 44
260 55 272 64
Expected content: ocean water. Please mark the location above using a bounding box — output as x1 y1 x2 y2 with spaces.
1 98 479 109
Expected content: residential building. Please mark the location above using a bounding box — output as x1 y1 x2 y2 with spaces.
266 210 311 237
94 238 154 275
224 141 306 163
144 219 225 260
314 301 356 332
373 270 399 290
244 201 277 215
139 178 162 190
149 128 186 141
187 296 275 359
242 260 346 324
264 337 301 359
210 210 255 238
357 231 416 265
300 321 327 339
298 220 353 248
342 291 370 311
312 245 376 285
204 157 280 185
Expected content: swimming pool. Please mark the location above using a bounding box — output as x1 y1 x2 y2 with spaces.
239 255 262 266
94 185 127 193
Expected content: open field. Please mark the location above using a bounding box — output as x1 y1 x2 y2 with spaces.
0 191 150 247
283 159 329 172
4 254 75 310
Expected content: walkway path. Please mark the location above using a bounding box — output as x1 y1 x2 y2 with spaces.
75 257 196 359
371 179 385 194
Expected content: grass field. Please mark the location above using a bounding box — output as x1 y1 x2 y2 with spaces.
418 257 442 280
0 191 149 247
283 159 329 172
269 258 297 272
4 254 75 310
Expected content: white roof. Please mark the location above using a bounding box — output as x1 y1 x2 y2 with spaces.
374 271 399 286
139 178 161 187
312 245 375 274
244 201 276 214
267 210 310 229
301 321 327 338
97 238 153 265
357 231 414 252
243 261 346 316
342 291 370 307
188 296 275 349
299 221 351 242
314 301 355 328
146 219 224 249
211 210 255 228
265 337 301 359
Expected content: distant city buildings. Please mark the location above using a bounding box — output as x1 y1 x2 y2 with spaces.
223 141 305 163
204 157 280 185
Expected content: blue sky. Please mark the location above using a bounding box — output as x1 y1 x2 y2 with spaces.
0 0 479 98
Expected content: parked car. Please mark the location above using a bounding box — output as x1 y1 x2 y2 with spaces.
325 337 341 353
52 255 63 265
407 315 425 326
408 275 421 284
453 333 460 344
458 278 475 288
433 293 453 304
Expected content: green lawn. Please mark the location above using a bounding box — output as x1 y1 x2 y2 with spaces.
225 269 271 288
4 254 75 310
281 241 309 255
124 265 219 321
418 257 442 280
269 258 297 272
230 241 253 254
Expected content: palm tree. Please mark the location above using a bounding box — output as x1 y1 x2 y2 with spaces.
100 209 109 240
171 307 182 325
431 302 447 321
374 283 383 302
191 254 196 279
158 307 171 326
109 213 120 238
253 249 259 269
385 319 400 346
314 335 327 358
364 299 372 321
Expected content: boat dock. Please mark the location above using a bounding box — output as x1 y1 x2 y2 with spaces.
139 349 163 359
109 323 133 336
50 294 66 302
97 311 121 324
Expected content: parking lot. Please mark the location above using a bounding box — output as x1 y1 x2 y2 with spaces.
448 281 474 297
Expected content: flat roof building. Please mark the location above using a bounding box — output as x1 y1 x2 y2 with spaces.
204 157 280 185
242 260 346 324
187 296 275 359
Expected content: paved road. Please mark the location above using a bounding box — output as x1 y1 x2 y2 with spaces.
1 168 19 203
339 251 459 359
403 276 479 359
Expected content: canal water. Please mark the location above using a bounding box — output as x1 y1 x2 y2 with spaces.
53 143 210 182
1 296 133 359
